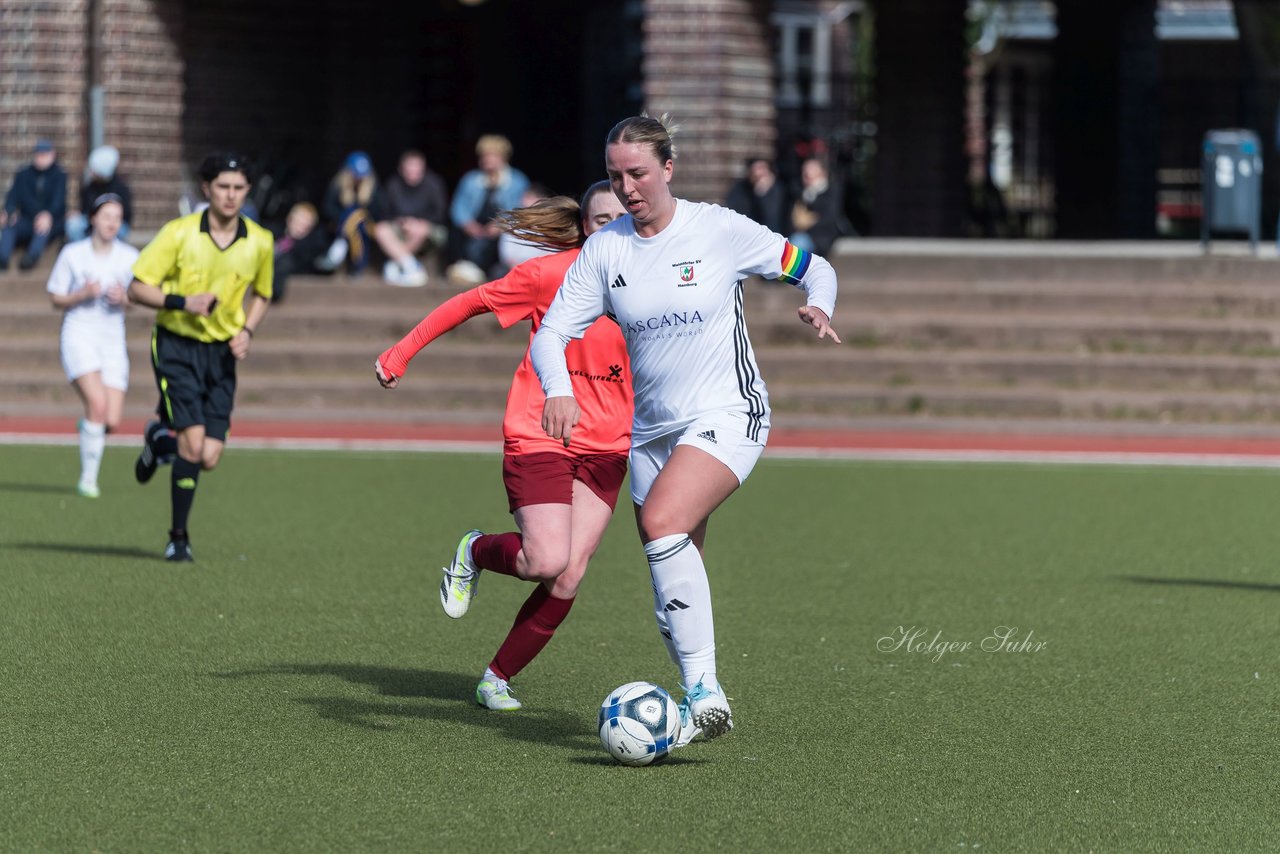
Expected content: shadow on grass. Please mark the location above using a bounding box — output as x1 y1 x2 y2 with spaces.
1119 575 1280 593
215 662 597 751
567 754 707 767
2 541 158 560
0 482 74 495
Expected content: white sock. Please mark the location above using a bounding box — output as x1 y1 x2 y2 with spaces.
645 533 717 690
652 586 681 667
79 419 105 486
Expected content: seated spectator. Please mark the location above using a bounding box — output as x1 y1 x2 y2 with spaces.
1 139 68 271
372 149 447 287
318 151 378 275
496 183 554 272
272 202 329 303
447 134 529 284
725 157 789 234
789 157 845 256
67 145 133 243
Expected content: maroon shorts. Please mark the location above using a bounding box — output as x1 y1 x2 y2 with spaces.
501 451 629 514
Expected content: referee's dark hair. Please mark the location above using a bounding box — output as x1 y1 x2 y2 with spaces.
199 152 253 183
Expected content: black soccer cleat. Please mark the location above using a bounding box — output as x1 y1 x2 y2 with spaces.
135 420 169 484
164 529 193 562
135 443 157 484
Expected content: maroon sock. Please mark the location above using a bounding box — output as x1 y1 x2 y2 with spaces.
489 586 575 681
470 531 522 576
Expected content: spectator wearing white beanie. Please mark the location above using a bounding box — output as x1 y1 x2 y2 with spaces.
67 145 134 243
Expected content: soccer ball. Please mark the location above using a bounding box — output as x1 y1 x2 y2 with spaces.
598 681 681 766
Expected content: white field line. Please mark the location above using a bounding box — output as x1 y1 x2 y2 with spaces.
6 431 1280 469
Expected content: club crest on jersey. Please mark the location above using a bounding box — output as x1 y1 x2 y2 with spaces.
672 259 700 287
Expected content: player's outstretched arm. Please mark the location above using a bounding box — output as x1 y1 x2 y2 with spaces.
375 288 492 388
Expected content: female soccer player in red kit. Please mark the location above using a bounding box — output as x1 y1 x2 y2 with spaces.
374 181 631 711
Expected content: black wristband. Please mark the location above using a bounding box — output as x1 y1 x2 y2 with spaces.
244 327 255 338
163 294 186 311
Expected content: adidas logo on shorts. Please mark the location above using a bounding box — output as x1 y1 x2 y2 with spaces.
696 429 717 444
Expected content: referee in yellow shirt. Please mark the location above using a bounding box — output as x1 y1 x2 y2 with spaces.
128 153 273 561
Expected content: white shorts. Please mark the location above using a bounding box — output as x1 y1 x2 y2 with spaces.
60 322 129 389
629 410 768 505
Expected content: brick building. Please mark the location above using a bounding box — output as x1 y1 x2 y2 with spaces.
0 0 779 231
9 0 1270 240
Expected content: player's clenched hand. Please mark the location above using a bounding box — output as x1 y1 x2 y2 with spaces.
798 305 841 344
374 357 399 389
79 279 103 303
185 292 219 316
542 396 580 448
230 329 252 360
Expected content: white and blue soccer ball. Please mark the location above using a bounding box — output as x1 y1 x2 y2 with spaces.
598 681 681 766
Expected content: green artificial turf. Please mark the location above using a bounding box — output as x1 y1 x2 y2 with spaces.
2 445 1279 851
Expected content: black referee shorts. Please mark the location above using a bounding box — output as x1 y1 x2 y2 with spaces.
151 326 237 441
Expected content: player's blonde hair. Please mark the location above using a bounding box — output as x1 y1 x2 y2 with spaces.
606 113 680 164
495 181 613 251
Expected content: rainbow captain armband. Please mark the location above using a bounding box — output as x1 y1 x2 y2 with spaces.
778 241 812 286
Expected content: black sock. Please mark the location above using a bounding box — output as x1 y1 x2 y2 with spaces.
154 431 178 459
151 410 179 458
171 457 201 532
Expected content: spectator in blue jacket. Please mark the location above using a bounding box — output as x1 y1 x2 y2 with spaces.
447 134 529 284
1 139 68 271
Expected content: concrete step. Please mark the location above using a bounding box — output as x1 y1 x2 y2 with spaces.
9 241 1280 430
12 324 1280 401
10 364 1280 425
848 280 1280 319
0 372 515 409
13 276 1280 325
11 343 1280 394
0 399 507 427
0 336 528 375
773 383 1280 423
0 304 841 347
756 348 1280 391
841 240 1280 286
842 312 1280 355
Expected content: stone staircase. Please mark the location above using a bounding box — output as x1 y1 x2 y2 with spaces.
4 240 1280 433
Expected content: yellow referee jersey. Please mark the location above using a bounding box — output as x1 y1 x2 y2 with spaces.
133 210 274 342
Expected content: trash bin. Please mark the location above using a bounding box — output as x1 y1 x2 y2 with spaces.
1201 129 1263 253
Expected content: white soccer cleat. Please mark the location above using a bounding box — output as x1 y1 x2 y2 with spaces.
76 481 100 499
685 680 733 739
440 529 483 618
475 676 522 711
673 694 702 748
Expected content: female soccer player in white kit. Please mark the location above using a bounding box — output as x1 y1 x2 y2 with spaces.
46 193 139 497
531 116 842 741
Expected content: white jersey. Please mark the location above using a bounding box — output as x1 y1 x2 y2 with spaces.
533 200 837 445
47 238 140 386
46 238 139 329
